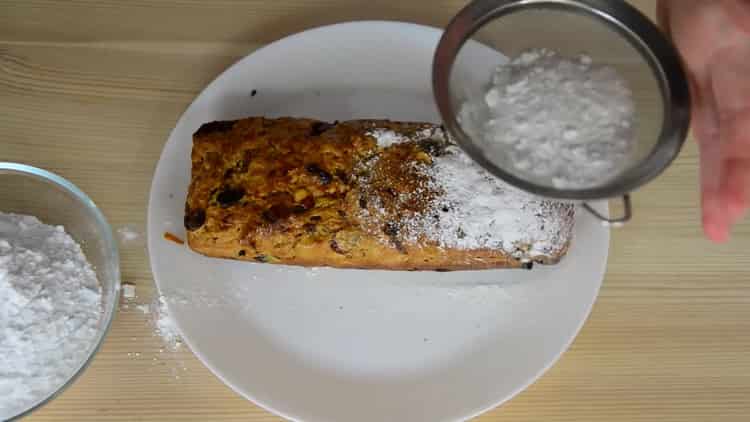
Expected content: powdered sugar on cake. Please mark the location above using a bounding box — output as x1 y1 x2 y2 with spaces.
361 128 574 260
367 127 437 148
419 145 573 257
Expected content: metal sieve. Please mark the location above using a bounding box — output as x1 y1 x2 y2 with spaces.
433 0 691 225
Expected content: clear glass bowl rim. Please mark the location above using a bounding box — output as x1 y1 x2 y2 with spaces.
0 161 120 421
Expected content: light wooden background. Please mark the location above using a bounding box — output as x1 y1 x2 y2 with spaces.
2 1 748 421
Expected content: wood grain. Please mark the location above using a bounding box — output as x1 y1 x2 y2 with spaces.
1 1 748 421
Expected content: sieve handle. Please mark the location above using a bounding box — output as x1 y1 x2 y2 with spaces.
583 194 631 227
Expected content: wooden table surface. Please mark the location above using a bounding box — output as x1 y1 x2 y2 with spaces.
2 1 749 421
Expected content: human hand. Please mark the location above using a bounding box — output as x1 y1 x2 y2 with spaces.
658 0 750 242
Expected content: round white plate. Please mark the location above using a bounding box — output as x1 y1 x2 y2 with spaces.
148 21 609 422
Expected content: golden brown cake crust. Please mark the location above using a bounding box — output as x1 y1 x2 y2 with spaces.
184 117 573 270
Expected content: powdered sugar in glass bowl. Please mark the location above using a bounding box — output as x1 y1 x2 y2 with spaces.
0 162 120 421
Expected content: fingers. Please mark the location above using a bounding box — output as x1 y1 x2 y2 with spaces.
692 76 731 242
656 0 672 34
698 139 731 243
721 0 750 35
662 0 750 242
719 112 750 224
721 111 750 159
710 43 750 233
712 42 750 159
723 159 750 222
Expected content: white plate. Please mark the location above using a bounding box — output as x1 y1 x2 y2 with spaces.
148 21 609 422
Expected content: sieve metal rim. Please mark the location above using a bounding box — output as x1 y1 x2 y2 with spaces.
433 0 691 202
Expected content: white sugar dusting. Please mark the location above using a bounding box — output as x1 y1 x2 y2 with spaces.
118 289 186 380
122 282 136 299
360 128 574 260
153 295 181 350
116 224 142 245
421 145 573 257
459 48 636 189
367 127 435 148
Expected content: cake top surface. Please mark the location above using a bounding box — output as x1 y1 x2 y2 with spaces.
186 118 574 260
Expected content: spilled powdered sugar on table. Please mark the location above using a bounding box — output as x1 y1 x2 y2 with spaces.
116 224 186 378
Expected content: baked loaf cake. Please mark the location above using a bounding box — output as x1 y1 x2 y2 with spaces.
184 117 574 270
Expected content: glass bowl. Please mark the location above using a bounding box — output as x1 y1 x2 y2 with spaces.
0 162 120 421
